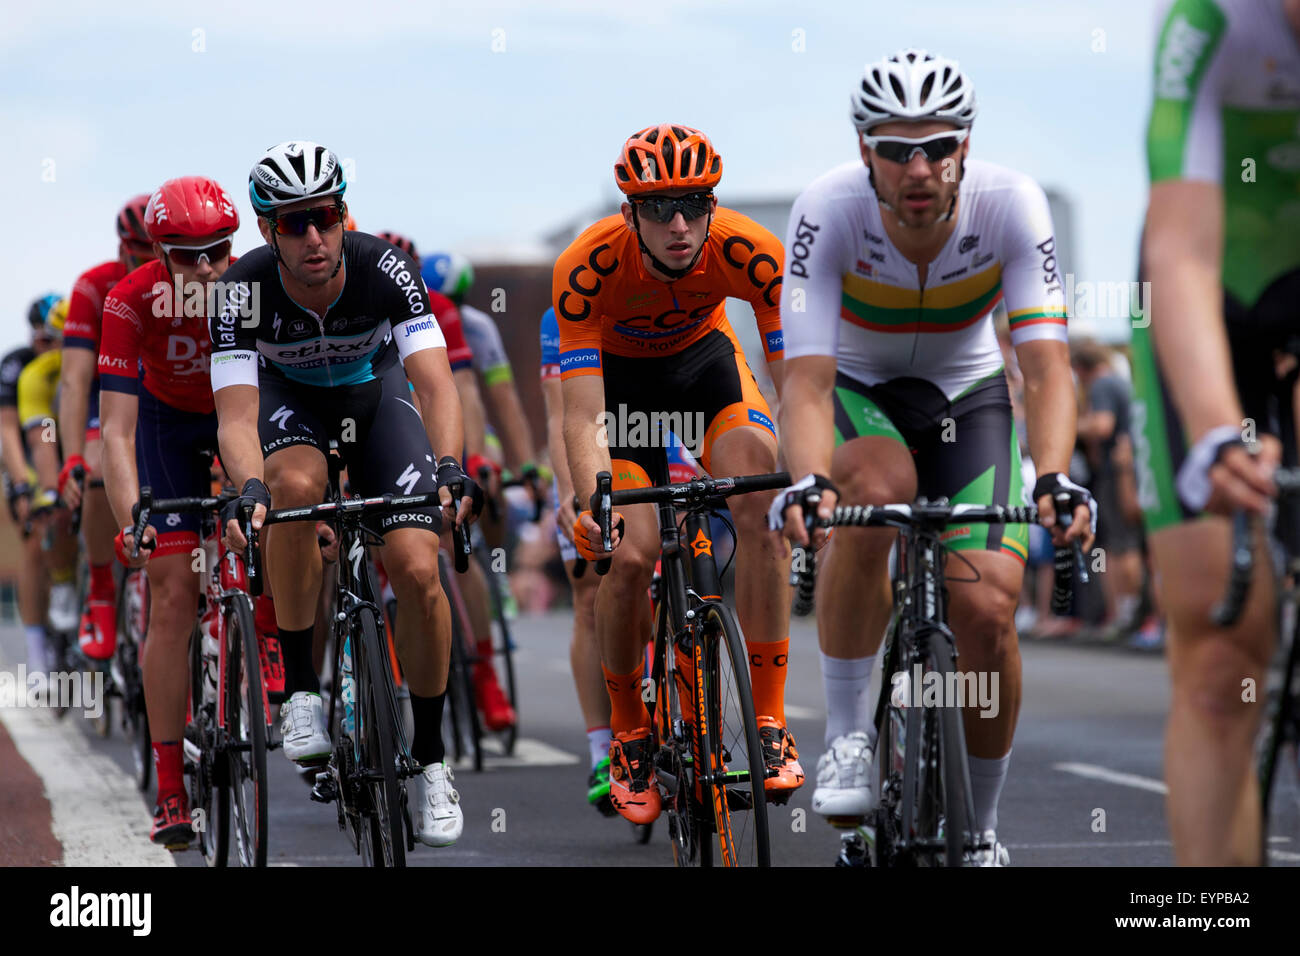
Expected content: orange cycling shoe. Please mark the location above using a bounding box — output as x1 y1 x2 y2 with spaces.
757 716 805 797
474 663 516 732
151 792 194 850
609 727 661 825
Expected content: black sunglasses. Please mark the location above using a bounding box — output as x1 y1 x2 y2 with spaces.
635 192 713 224
271 203 345 237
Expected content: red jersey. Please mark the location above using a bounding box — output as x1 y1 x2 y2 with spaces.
551 207 785 380
428 287 473 370
64 260 128 354
99 259 237 415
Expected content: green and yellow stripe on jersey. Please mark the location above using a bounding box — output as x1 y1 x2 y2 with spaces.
840 265 1004 334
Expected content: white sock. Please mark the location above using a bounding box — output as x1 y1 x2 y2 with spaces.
820 652 875 748
587 727 612 769
968 751 1011 833
25 626 49 673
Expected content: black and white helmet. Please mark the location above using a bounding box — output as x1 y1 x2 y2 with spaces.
248 141 346 214
850 49 977 133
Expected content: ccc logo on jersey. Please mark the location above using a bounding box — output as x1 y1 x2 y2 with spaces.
558 243 619 321
722 235 782 308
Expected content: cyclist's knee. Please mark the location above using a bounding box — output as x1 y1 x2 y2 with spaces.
834 461 914 508
952 582 1018 647
1173 632 1269 720
607 541 657 591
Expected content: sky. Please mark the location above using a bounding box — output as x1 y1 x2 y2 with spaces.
1 0 1164 353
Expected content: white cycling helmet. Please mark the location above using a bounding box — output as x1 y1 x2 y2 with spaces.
249 140 347 214
850 49 977 132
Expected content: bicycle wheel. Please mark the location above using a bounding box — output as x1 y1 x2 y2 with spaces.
442 566 484 772
224 595 268 867
871 632 906 867
910 639 973 867
354 605 406 867
488 571 519 756
698 603 771 867
188 625 228 867
1258 623 1300 864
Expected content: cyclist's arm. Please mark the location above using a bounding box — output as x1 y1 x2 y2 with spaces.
541 376 574 503
0 407 26 485
455 368 488 459
27 424 60 492
213 385 264 490
1016 340 1077 477
482 378 535 473
100 390 141 530
723 212 787 403
562 373 610 509
776 355 837 489
404 347 465 465
57 348 95 461
1144 181 1236 438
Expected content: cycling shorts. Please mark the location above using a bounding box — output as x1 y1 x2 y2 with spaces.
85 382 101 442
137 386 217 557
831 370 1029 561
601 328 775 490
257 362 442 535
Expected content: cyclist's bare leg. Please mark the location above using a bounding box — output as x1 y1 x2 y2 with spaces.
566 559 606 729
379 526 450 697
141 552 201 742
1151 518 1274 865
263 445 327 631
596 499 657 678
706 426 789 645
81 438 117 568
944 550 1024 757
820 436 917 660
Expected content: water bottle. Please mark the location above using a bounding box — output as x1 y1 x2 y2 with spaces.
340 634 355 737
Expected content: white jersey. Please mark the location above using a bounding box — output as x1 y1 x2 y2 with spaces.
781 158 1069 400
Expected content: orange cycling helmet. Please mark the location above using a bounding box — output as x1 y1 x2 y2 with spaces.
615 124 722 196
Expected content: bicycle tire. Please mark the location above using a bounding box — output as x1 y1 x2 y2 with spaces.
189 625 228 867
443 565 484 772
488 569 519 756
1258 622 1300 864
224 595 268 867
910 641 973 867
354 605 406 867
119 570 151 791
699 603 771 867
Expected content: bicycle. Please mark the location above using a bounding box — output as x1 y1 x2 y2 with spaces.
591 457 789 867
284 450 476 866
1211 467 1300 865
814 498 1079 867
130 486 273 867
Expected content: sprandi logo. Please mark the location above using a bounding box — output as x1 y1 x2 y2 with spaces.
890 664 999 718
595 405 705 452
152 276 261 322
0 667 103 719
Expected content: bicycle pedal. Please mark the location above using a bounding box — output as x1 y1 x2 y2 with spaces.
725 788 754 812
310 771 338 804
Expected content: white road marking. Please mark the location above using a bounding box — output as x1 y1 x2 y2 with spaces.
447 736 579 770
1053 762 1168 794
783 704 821 721
0 701 175 867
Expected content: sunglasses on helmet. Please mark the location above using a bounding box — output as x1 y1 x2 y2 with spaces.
634 192 713 224
160 238 233 267
270 203 346 237
861 128 969 164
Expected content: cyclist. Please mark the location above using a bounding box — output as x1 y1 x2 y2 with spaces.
2 296 65 672
770 50 1094 865
100 176 240 848
423 250 530 731
541 305 702 815
557 124 800 825
59 193 157 662
1132 0 1300 865
16 296 82 647
209 141 479 848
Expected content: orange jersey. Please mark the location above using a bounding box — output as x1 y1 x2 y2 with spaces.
552 208 784 379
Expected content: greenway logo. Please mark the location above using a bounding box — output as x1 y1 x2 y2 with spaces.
1156 16 1210 100
49 886 150 936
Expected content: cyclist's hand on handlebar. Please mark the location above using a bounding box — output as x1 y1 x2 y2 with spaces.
768 474 838 550
58 455 87 509
1033 473 1097 551
573 508 623 561
114 525 157 568
436 456 483 529
221 478 270 554
1206 436 1279 518
316 520 340 563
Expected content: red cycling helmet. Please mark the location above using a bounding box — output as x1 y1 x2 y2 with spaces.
145 176 240 242
116 194 152 243
376 231 419 264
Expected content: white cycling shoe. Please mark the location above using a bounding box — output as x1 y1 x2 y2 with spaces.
416 762 463 847
973 828 1010 866
279 692 332 764
812 731 876 817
